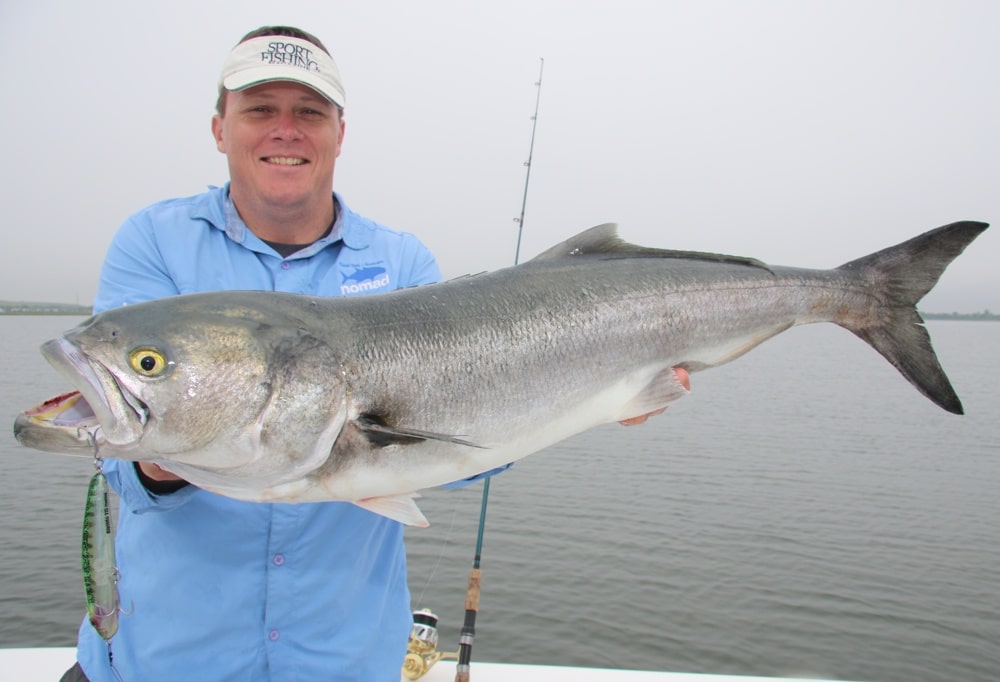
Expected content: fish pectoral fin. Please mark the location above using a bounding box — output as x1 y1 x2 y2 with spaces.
355 414 486 449
353 493 430 527
615 366 691 422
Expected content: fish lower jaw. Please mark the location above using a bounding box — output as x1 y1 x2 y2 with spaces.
13 386 154 455
13 411 101 455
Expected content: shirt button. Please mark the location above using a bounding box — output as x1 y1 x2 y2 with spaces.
269 629 280 641
281 261 291 270
273 554 285 566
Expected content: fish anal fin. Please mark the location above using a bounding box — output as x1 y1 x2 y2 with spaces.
354 493 430 527
615 367 691 422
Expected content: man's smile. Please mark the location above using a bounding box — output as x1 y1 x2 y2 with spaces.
262 156 307 166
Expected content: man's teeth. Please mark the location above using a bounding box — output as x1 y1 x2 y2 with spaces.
266 157 306 166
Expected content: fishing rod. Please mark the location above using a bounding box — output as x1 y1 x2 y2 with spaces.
454 57 544 682
513 57 544 266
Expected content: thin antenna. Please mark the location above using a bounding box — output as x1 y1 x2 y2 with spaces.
513 57 545 265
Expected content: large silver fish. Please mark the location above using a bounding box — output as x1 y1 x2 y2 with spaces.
13 221 988 525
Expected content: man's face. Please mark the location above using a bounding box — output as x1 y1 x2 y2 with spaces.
211 81 345 214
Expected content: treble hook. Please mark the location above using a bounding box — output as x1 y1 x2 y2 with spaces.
82 428 104 473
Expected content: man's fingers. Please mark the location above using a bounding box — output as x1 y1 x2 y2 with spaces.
673 366 691 390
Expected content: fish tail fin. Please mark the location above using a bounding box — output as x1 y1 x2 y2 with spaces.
836 221 988 415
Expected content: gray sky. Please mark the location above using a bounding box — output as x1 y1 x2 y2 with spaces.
2 1 997 311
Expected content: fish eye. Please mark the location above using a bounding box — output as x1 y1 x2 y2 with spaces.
129 347 169 377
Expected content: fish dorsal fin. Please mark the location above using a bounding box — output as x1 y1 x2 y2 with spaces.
529 223 630 260
529 223 623 260
530 223 771 271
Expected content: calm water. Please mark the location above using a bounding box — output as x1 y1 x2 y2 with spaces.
1 316 997 681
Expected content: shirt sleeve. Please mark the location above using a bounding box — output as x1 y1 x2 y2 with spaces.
93 210 181 313
397 233 443 287
438 462 514 489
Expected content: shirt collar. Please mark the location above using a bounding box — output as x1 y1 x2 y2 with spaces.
194 184 371 255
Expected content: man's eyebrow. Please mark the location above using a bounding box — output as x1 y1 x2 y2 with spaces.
297 96 334 108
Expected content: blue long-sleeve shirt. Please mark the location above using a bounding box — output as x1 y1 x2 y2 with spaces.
77 185 442 681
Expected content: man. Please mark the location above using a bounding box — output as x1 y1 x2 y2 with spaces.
62 25 448 682
63 25 684 681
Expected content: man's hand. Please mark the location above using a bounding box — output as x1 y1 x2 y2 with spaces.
618 367 690 426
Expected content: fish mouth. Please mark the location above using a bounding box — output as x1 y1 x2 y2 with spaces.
14 338 148 454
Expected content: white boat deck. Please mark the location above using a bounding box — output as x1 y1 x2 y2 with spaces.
2 647 849 681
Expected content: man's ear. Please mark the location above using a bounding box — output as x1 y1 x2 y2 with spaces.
211 115 225 153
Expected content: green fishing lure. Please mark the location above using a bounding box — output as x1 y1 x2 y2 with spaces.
82 462 121 640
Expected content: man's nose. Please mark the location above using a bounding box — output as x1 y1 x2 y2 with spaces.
271 111 302 140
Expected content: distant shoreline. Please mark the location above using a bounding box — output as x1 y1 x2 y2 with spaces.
921 312 999 321
1 311 92 316
0 302 91 315
1 302 997 321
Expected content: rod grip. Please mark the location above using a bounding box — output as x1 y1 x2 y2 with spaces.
464 568 482 611
454 568 483 681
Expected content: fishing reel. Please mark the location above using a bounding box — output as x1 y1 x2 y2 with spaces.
401 609 458 680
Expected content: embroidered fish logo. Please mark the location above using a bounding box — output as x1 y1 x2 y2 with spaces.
342 266 387 284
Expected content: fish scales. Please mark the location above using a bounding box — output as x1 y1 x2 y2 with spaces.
338 258 863 403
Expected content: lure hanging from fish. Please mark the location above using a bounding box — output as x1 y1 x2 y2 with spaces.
82 457 121 641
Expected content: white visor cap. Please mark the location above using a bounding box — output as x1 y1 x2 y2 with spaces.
219 35 345 108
